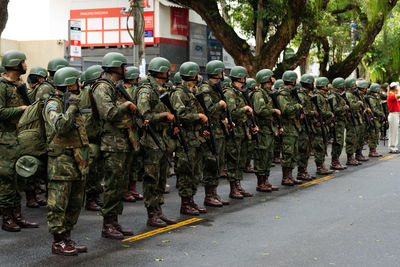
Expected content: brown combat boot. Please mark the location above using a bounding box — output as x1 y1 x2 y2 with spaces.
346 154 360 166
52 233 78 256
316 162 334 175
156 206 177 225
244 161 254 173
256 175 271 192
180 197 200 215
213 186 230 205
102 216 124 239
265 176 279 191
35 191 47 206
26 191 39 208
330 158 347 170
65 230 87 253
146 207 167 228
128 181 143 200
204 185 223 207
112 216 134 236
220 168 227 178
123 191 136 202
190 196 207 213
281 167 294 186
85 194 101 211
368 148 382 157
2 208 20 232
355 149 369 162
229 181 244 199
13 206 39 228
297 167 313 181
236 181 253 197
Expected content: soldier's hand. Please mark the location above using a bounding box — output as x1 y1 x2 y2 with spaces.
314 111 319 117
331 113 335 118
129 103 138 113
279 128 284 134
198 113 208 123
300 113 305 119
124 101 135 112
251 126 259 134
367 108 372 114
202 129 211 137
21 105 28 111
173 126 180 135
360 101 364 106
298 104 303 110
275 109 281 116
316 122 321 127
219 100 227 109
345 105 350 110
244 105 253 115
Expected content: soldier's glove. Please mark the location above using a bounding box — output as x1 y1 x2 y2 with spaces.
67 97 80 114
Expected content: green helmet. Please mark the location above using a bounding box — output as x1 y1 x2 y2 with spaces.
80 72 87 83
300 74 314 85
15 155 45 178
139 77 149 85
2 50 26 68
369 83 380 93
345 77 356 88
230 66 247 79
179 61 200 78
332 77 345 89
126 66 139 79
29 66 48 78
53 67 80 87
47 58 68 72
316 77 329 87
246 78 256 89
85 65 103 81
165 81 173 88
273 79 284 90
256 69 273 84
222 76 231 87
0 65 5 73
282 71 297 83
382 82 389 88
357 79 369 89
102 52 127 68
206 60 225 75
174 72 182 84
148 57 171 73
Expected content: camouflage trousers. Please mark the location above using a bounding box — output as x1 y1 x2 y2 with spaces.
142 148 169 208
357 124 367 150
226 135 247 182
86 144 103 195
281 134 299 169
331 120 346 158
368 122 381 149
253 130 274 176
202 137 225 186
312 126 329 164
176 145 203 197
297 130 312 169
245 139 256 167
345 121 360 155
129 150 144 183
274 135 281 157
47 180 84 234
100 151 130 217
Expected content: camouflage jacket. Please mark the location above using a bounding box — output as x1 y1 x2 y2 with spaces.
277 85 301 136
224 83 248 138
345 88 363 124
367 94 384 128
298 86 315 132
92 73 134 152
313 90 333 134
125 83 140 104
249 86 277 135
329 90 348 119
29 81 55 102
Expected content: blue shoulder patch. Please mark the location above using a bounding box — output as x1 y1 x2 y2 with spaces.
139 89 150 95
46 103 57 113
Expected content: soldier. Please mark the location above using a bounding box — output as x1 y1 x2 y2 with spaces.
312 77 334 175
380 83 389 141
200 60 229 207
367 83 384 157
47 58 69 84
174 72 182 86
0 50 39 232
344 77 362 165
355 80 371 162
296 74 316 180
277 71 303 185
27 66 48 101
244 78 256 174
251 69 281 192
92 52 136 239
329 78 349 170
79 65 104 211
224 66 256 198
44 67 88 255
123 66 144 202
137 57 177 227
272 79 284 164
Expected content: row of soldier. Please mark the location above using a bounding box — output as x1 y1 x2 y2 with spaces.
0 50 388 256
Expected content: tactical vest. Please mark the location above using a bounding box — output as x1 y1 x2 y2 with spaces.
0 77 26 131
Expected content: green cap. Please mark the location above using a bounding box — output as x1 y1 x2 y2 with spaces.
316 77 329 87
256 69 273 84
29 66 48 78
126 66 140 79
85 65 103 81
102 52 127 68
47 58 68 72
148 57 171 73
179 61 200 77
230 66 247 79
206 60 225 75
357 79 369 89
345 77 356 88
369 83 380 93
2 50 26 67
16 155 44 178
273 79 284 90
246 78 256 89
332 77 345 89
54 67 80 87
282 71 297 83
300 74 314 85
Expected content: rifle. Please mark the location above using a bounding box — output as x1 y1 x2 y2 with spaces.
213 81 235 138
327 97 338 143
310 95 327 145
290 87 311 135
340 92 356 126
269 90 283 129
195 91 218 156
159 91 191 163
353 90 371 128
16 83 32 105
241 87 259 143
381 102 389 146
115 81 172 166
364 96 379 135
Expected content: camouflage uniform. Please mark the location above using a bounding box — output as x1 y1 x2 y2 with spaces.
44 90 89 234
329 89 348 160
367 94 384 150
29 81 55 102
345 88 363 157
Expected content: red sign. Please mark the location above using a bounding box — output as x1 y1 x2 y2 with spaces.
171 7 189 36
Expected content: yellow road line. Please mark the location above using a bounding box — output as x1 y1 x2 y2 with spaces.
379 154 399 161
299 175 335 187
122 218 204 242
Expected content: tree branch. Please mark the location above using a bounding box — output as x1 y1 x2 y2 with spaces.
0 0 9 37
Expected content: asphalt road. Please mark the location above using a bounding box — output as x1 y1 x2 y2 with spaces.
1 141 399 267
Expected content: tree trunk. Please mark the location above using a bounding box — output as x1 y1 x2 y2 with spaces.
133 0 145 65
0 0 9 36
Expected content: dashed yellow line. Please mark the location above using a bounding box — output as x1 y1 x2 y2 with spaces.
122 218 203 243
299 175 335 187
379 154 399 161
